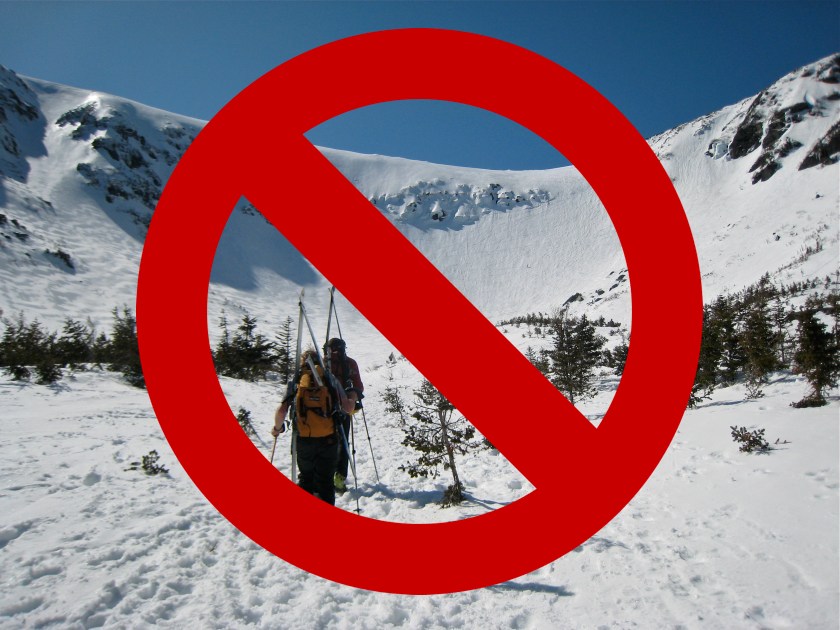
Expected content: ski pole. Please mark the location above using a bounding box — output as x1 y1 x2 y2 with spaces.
325 287 365 482
291 432 298 483
269 434 278 465
360 406 380 483
350 414 357 480
290 290 304 481
337 421 361 514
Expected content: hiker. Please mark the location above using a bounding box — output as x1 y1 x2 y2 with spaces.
325 337 365 494
272 349 349 506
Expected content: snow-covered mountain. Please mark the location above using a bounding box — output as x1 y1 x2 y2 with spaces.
1 55 838 358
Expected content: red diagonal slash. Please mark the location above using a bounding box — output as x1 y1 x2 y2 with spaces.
243 136 596 487
137 29 701 594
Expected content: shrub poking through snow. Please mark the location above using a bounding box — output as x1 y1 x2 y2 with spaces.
237 407 256 436
142 451 168 475
730 426 771 453
127 450 169 475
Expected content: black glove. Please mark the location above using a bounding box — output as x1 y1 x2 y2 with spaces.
271 420 290 437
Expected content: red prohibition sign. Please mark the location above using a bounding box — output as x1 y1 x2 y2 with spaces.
137 29 702 594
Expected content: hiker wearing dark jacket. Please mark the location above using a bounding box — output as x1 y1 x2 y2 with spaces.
272 349 350 506
325 338 364 493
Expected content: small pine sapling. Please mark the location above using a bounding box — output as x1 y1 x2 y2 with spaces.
384 379 487 507
127 450 170 475
744 379 765 400
237 407 256 436
35 360 62 385
142 450 169 475
7 364 30 380
730 426 771 454
381 384 409 426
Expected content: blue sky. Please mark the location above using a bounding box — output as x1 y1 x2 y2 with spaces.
2 1 838 170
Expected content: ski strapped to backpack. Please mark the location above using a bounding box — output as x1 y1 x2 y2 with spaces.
274 288 369 511
294 354 336 438
290 289 306 478
323 287 379 484
300 294 357 457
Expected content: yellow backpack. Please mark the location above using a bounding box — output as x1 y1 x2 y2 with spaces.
295 365 335 438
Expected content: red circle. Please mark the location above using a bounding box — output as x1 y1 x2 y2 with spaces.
137 29 702 594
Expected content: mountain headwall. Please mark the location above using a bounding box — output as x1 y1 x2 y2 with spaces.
702 54 839 182
0 56 837 338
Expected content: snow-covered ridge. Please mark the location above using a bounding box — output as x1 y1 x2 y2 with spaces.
0 65 45 184
0 55 838 338
651 54 840 183
45 93 201 235
57 100 194 213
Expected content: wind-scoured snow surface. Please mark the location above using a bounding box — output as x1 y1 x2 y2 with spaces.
1 54 838 627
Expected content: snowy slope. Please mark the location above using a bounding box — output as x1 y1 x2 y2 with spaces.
0 54 838 628
0 69 202 334
0 368 836 628
1 55 838 347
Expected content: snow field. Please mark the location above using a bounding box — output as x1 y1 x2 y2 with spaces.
1 364 836 629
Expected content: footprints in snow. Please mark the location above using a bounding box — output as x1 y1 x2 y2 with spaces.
805 468 838 499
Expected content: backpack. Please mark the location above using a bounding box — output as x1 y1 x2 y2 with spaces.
295 364 335 438
328 344 364 414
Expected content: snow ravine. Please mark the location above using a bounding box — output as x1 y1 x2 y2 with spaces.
0 53 838 628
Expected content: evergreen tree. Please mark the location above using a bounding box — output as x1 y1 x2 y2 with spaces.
827 288 840 342
55 318 94 368
792 307 840 406
740 296 780 398
545 312 606 404
710 296 744 385
0 314 53 380
212 314 235 376
0 314 30 379
275 316 294 384
381 384 408 426
524 345 549 375
35 359 62 385
236 407 257 436
611 341 629 377
690 305 721 407
771 295 791 367
213 313 277 382
108 306 144 388
232 314 276 382
384 379 485 506
91 330 111 367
